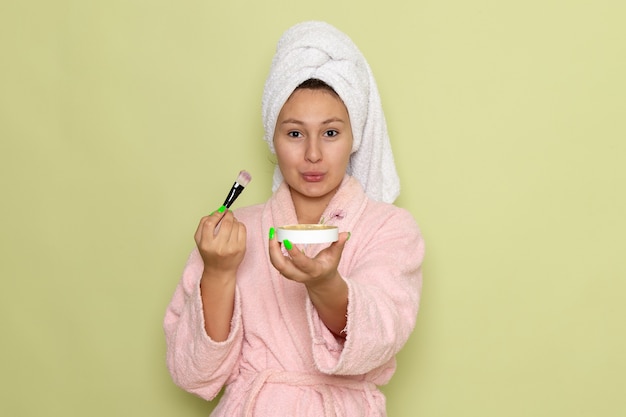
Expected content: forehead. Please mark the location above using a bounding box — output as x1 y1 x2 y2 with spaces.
279 88 349 117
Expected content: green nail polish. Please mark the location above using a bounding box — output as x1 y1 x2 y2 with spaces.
269 227 275 240
218 205 227 213
347 232 351 241
283 239 293 251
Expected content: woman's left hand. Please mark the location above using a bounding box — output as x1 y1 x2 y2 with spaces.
268 231 350 287
269 230 351 336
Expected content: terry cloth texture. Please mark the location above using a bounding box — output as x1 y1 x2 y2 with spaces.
262 21 401 203
164 175 424 416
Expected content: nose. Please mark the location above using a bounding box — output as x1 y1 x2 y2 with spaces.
305 138 322 163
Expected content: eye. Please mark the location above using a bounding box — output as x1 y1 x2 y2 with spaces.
324 129 339 138
287 131 303 139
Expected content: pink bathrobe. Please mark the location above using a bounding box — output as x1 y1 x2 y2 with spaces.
164 176 424 416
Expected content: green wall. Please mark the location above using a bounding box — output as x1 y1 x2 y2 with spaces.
1 1 624 416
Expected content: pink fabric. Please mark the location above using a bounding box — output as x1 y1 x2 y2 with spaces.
163 176 424 416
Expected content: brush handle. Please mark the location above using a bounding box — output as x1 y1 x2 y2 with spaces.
223 183 244 208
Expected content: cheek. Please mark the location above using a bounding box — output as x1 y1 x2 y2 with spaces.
273 138 286 160
340 142 353 166
274 145 297 169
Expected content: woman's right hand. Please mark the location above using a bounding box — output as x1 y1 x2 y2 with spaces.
194 206 245 341
194 206 247 278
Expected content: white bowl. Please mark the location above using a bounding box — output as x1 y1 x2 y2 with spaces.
276 224 339 244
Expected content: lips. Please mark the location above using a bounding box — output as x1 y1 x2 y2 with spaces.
302 172 325 182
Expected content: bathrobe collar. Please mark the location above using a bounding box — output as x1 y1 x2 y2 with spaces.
260 175 369 365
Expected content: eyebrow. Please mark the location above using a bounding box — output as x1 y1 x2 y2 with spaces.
280 117 346 125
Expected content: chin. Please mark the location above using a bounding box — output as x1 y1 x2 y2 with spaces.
306 183 341 198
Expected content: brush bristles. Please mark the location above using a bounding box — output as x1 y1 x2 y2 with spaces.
236 170 252 187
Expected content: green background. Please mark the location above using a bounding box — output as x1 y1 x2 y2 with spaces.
1 1 624 416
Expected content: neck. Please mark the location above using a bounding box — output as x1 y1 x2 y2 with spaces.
290 191 334 224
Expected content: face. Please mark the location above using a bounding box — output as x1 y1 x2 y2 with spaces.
273 88 353 211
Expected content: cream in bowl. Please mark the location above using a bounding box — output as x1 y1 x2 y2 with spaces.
276 224 339 244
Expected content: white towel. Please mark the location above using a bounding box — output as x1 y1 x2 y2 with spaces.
262 21 400 203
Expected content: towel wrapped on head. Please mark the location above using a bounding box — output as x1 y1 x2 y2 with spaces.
262 21 400 203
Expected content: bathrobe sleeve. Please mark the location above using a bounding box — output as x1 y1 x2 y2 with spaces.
163 248 244 400
308 204 424 377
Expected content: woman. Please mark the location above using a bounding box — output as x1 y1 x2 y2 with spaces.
164 21 424 416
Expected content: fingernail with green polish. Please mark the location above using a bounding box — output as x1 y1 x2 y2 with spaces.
347 232 351 241
283 239 293 251
218 205 227 213
269 227 275 240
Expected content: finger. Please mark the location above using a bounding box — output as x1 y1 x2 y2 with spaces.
236 220 247 246
268 228 287 270
210 205 228 217
215 210 237 243
296 232 350 277
197 206 227 235
279 239 324 282
208 205 228 225
268 230 302 276
194 215 212 245
282 240 312 269
195 206 232 246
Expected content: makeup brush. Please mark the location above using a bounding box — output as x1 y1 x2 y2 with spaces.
223 170 252 208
